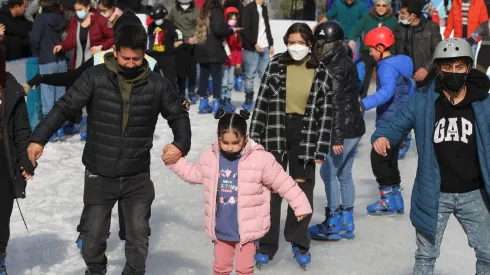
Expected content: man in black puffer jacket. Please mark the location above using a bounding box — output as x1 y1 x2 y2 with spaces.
27 24 191 275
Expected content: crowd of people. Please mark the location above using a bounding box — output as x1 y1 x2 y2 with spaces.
1 0 490 274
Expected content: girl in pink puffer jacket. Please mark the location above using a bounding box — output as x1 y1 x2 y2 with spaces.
166 109 312 275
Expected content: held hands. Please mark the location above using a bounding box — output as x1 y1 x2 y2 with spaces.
174 41 184 48
53 45 62 54
27 143 44 168
90 46 103 54
161 144 182 165
187 36 197 44
21 167 33 180
373 137 390 157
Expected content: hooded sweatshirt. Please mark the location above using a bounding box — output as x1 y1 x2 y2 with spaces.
29 12 66 64
361 54 414 127
434 69 489 193
104 53 150 133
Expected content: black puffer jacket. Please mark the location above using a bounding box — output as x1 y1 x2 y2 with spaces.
323 45 365 145
194 7 233 64
1 73 36 199
31 63 191 178
393 17 441 88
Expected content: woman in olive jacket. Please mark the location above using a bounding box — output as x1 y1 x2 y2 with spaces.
0 43 35 274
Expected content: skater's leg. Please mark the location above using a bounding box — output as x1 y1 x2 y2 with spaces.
213 239 236 275
388 144 401 186
242 49 259 95
39 63 56 116
235 241 255 275
175 46 189 97
226 66 235 97
371 146 399 188
360 50 376 99
118 202 126 241
187 47 197 92
120 172 155 275
320 151 341 210
0 151 14 257
256 48 270 80
210 63 223 100
453 189 490 275
197 63 211 97
54 61 67 102
159 56 179 94
413 193 453 275
338 137 361 209
221 66 230 101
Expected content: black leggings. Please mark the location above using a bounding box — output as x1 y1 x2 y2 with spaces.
0 144 14 256
360 50 377 98
197 63 222 99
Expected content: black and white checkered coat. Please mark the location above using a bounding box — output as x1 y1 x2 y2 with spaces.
249 53 334 162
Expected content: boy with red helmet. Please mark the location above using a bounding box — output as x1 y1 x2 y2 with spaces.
360 26 415 216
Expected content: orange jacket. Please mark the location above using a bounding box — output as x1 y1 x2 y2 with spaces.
444 0 488 40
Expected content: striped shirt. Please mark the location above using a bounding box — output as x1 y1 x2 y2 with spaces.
462 0 471 26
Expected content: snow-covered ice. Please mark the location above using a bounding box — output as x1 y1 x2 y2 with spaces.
6 82 478 275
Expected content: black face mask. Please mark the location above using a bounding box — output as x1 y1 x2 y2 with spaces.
117 63 144 79
438 70 468 103
220 149 242 161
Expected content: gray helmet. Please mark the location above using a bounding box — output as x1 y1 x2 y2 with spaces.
432 38 474 63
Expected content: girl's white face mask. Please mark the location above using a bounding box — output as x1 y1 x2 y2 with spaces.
287 44 310 61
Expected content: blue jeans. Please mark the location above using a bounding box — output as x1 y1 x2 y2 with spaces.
39 61 67 116
414 189 490 275
320 137 361 209
242 48 270 94
221 65 235 100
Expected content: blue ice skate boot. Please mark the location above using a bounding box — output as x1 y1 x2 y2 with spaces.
292 243 310 271
222 98 236 112
84 268 107 275
80 131 88 141
62 123 80 135
0 257 7 275
339 206 355 239
76 233 83 249
242 93 254 111
198 98 212 114
309 207 342 241
235 75 243 91
212 99 221 116
254 253 269 270
398 133 412 159
391 185 404 214
189 91 198 105
366 186 397 216
55 127 64 141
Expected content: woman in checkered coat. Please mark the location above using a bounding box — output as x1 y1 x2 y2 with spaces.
249 22 329 268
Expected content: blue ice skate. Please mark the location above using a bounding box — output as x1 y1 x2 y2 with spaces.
340 207 355 239
189 92 198 105
212 99 221 116
62 123 80 135
76 233 83 249
398 133 412 159
235 75 243 91
242 93 254 111
292 244 310 271
392 185 404 214
367 186 397 216
309 207 342 241
198 98 212 114
254 253 269 270
84 268 107 275
0 258 7 275
222 98 236 112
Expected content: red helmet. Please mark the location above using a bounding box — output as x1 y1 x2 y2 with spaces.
363 27 395 49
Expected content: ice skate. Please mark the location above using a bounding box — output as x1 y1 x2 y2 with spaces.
339 206 355 239
292 244 310 271
367 187 397 216
308 207 342 241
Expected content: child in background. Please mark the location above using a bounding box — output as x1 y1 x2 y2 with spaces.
166 109 312 275
360 27 414 216
221 7 242 112
148 4 183 94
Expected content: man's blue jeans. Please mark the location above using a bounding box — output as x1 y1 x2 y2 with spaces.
242 48 270 95
39 61 67 116
414 188 490 275
320 137 361 209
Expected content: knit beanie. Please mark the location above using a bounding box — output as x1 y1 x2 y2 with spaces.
374 0 392 4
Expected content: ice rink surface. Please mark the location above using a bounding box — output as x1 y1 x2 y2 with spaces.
5 80 477 275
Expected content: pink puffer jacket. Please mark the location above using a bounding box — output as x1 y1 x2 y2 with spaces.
168 140 312 244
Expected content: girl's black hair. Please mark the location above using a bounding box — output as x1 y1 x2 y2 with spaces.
40 0 62 13
214 108 250 138
200 0 223 20
98 0 116 9
281 22 320 69
74 0 91 7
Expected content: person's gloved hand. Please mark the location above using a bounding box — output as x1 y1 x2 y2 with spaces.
28 74 43 89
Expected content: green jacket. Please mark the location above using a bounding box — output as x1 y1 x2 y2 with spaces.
104 53 150 133
168 5 199 40
327 0 368 38
348 13 398 52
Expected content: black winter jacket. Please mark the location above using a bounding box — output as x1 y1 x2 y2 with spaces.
324 45 365 145
393 17 442 88
194 8 233 64
240 2 273 52
1 73 35 199
0 6 32 60
30 63 191 178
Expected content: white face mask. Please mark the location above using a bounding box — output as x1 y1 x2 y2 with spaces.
287 44 310 61
180 3 190 10
399 18 411 25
